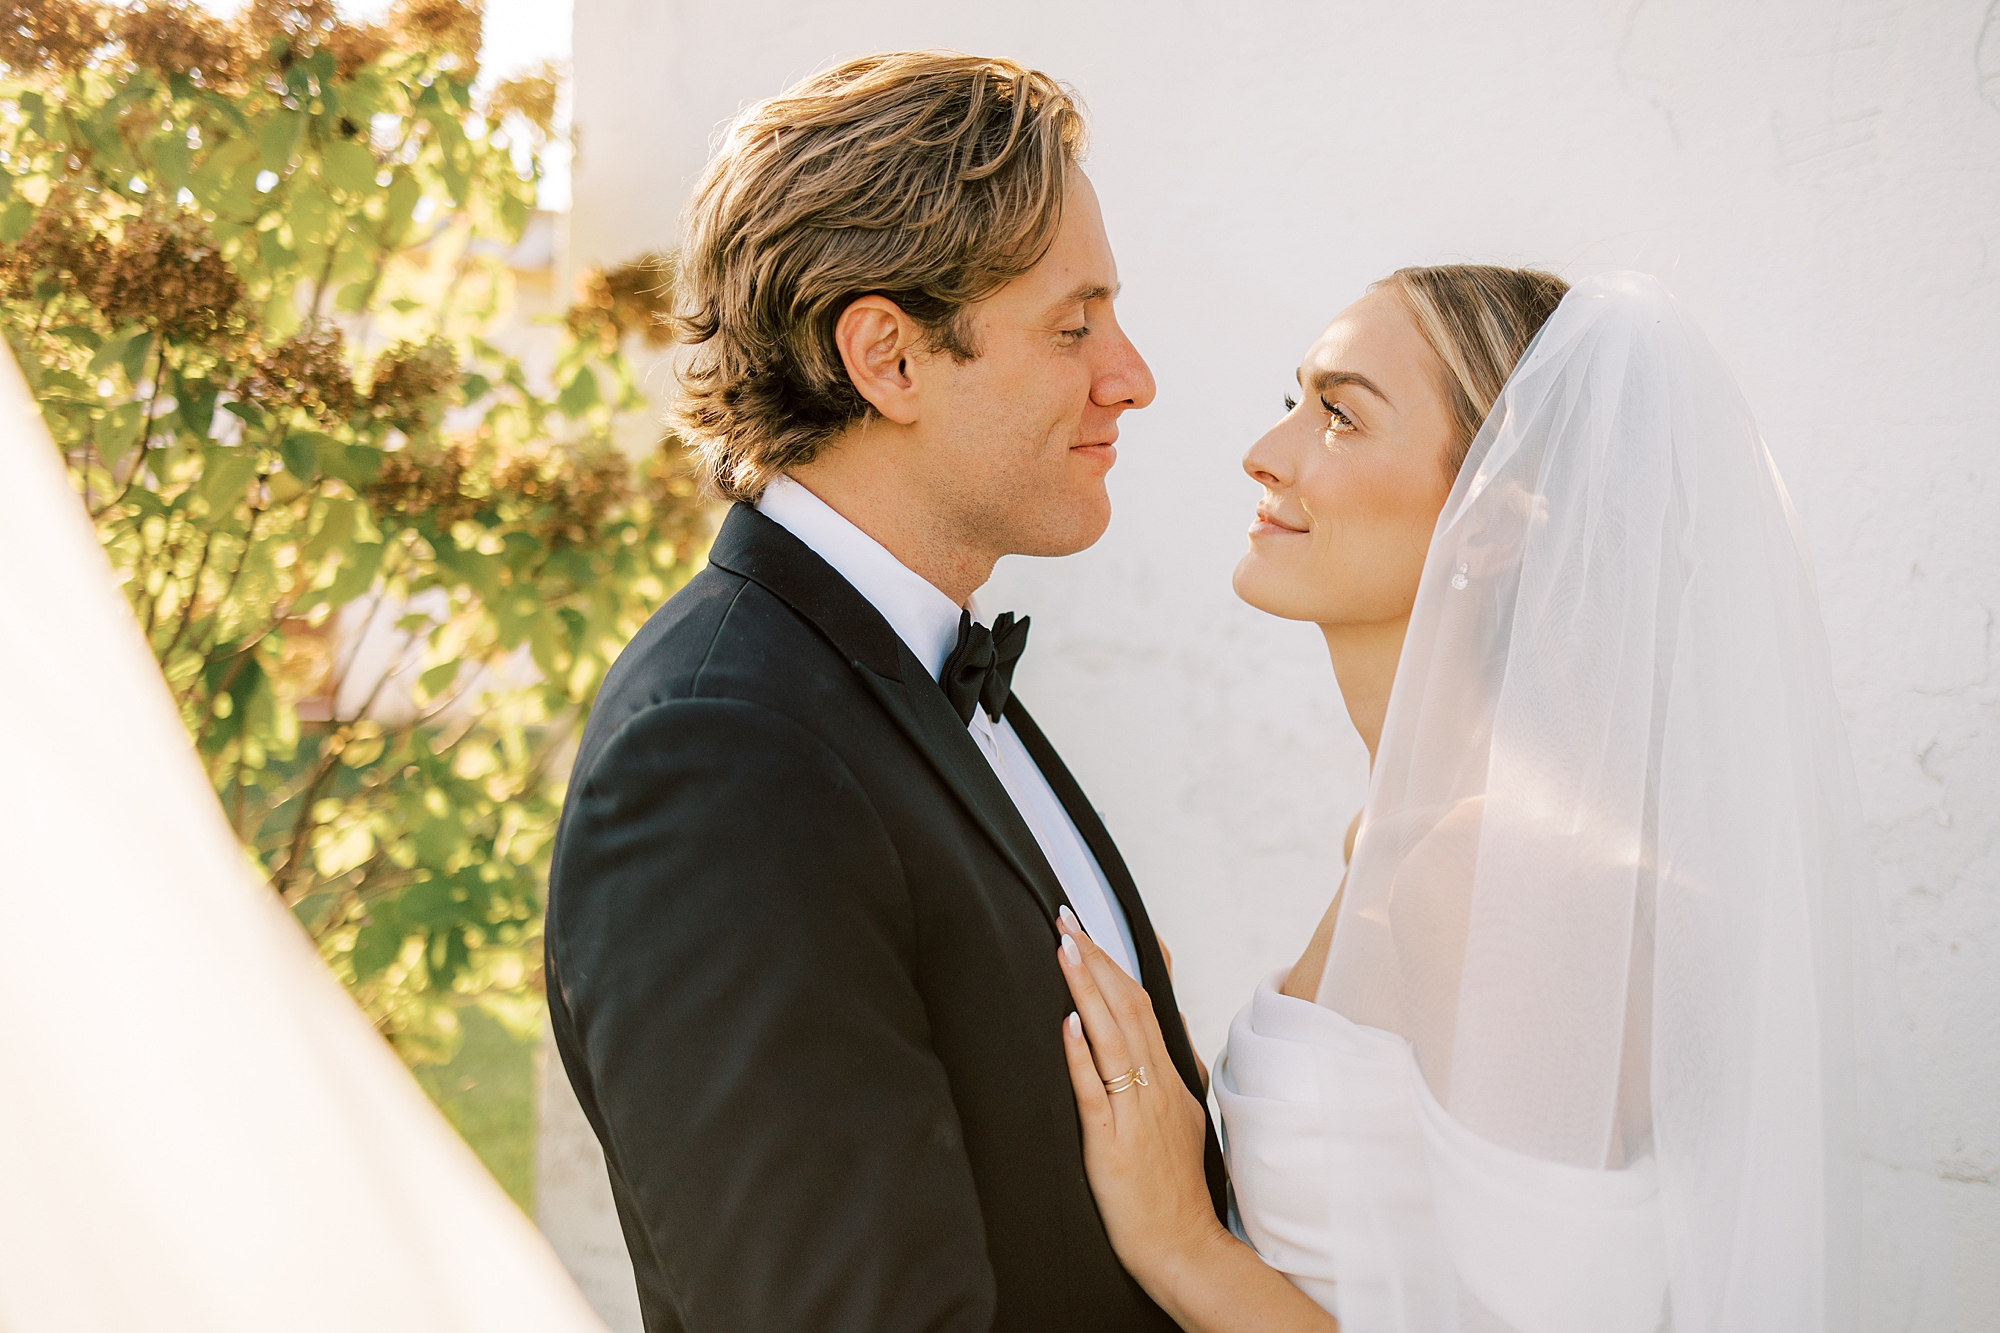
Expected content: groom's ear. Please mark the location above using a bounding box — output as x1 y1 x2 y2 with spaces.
835 296 926 426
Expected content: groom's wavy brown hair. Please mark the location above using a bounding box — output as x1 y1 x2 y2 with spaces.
671 52 1088 502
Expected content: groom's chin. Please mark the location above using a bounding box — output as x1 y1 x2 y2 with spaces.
1012 485 1112 558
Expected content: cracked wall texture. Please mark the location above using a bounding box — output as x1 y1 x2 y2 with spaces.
558 0 2000 1325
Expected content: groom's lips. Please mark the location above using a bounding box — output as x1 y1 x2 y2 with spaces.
1071 438 1117 470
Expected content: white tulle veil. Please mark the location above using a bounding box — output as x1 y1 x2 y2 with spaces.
0 345 604 1327
1316 272 1947 1330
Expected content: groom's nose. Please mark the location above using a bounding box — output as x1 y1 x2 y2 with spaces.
1092 321 1156 412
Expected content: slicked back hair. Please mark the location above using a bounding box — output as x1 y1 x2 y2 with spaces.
672 51 1088 502
1374 264 1571 478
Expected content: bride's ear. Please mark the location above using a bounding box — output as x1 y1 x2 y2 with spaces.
835 296 924 426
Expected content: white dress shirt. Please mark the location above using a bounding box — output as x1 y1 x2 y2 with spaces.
757 474 1141 979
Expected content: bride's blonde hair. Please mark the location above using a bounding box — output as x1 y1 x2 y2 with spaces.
1375 264 1569 476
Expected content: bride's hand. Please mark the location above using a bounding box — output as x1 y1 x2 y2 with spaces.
1056 908 1228 1291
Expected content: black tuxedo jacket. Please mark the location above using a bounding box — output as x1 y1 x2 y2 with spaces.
546 503 1226 1333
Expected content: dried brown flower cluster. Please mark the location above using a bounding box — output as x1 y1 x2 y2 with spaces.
495 442 633 548
321 20 389 79
0 189 108 301
643 434 710 552
0 0 107 76
565 252 674 353
368 337 457 434
1 0 474 84
388 0 479 81
486 61 559 137
237 0 337 48
246 328 357 423
365 437 480 527
92 214 245 342
115 0 245 89
232 0 390 80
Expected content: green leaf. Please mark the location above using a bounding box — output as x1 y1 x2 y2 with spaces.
320 138 377 195
154 132 191 189
196 89 251 135
556 366 600 417
259 110 304 174
419 659 462 698
88 332 136 378
1 200 33 243
280 432 320 479
499 190 528 240
321 537 385 605
199 446 257 512
351 919 401 979
176 378 219 437
334 280 373 313
94 402 148 470
381 172 422 238
321 441 383 488
121 332 153 387
259 227 295 274
302 494 357 559
222 399 269 431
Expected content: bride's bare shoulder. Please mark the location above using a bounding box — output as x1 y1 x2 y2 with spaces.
1281 796 1484 1002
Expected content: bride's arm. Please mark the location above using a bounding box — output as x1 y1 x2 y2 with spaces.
1056 916 1339 1333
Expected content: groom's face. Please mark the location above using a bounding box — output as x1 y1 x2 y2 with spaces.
913 173 1155 559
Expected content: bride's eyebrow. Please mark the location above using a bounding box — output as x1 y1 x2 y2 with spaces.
1298 366 1394 408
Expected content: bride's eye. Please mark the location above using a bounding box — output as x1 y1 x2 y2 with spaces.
1321 396 1357 438
1283 393 1298 412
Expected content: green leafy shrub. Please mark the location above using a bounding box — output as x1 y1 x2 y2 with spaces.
1 0 704 1061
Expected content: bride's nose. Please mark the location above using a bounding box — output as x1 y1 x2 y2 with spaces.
1242 423 1293 491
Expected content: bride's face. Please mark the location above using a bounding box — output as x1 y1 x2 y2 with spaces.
1233 289 1457 627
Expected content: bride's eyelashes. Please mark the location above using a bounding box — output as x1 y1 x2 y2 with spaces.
1284 392 1359 440
1321 397 1357 439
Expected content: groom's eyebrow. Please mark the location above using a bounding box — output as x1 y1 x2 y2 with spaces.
1298 366 1394 407
1049 282 1118 316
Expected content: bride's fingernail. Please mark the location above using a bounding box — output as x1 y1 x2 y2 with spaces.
1058 905 1080 934
1067 1011 1082 1039
1060 934 1081 967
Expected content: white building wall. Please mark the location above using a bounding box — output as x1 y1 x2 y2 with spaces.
557 2 2000 1326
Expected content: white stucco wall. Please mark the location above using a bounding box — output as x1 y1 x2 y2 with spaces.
555 2 2000 1326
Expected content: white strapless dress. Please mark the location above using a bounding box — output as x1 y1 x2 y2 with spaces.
1213 974 1670 1333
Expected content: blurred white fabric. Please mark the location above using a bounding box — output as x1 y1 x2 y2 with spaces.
1222 273 1948 1332
0 346 605 1332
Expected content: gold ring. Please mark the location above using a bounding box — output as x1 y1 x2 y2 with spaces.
1103 1066 1149 1095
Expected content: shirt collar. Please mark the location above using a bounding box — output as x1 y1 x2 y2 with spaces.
755 474 983 682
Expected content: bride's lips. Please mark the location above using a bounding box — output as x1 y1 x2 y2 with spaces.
1249 509 1308 538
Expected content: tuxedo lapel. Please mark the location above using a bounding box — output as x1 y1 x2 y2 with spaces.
855 667 1069 928
1002 700 1173 995
706 505 1070 929
1005 697 1229 1222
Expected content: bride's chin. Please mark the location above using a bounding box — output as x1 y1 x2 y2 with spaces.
1231 553 1303 620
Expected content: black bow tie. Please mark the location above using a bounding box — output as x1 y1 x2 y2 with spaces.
940 609 1030 725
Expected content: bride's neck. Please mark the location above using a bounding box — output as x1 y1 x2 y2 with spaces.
1319 617 1409 766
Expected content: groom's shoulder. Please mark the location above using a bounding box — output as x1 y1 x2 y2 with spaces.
575 556 857 776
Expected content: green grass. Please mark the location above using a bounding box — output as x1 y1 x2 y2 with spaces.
410 1006 539 1213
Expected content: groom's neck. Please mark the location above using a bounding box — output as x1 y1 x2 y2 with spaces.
1319 617 1409 766
787 441 996 607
